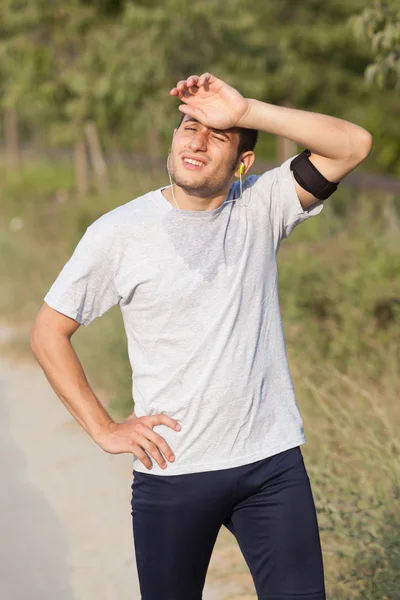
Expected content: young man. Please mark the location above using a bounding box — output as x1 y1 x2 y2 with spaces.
31 73 372 599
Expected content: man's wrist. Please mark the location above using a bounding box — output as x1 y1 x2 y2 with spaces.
236 98 263 130
88 415 116 441
236 98 284 136
236 98 253 129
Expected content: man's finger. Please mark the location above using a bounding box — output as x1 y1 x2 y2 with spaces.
145 429 176 462
198 72 211 85
186 75 199 88
178 104 205 123
135 436 167 469
175 90 190 101
146 414 182 431
130 443 152 469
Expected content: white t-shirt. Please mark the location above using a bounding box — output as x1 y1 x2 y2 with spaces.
44 154 324 476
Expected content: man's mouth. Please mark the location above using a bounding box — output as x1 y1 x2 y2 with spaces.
182 156 207 170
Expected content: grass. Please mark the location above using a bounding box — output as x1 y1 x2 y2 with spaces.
1 158 399 598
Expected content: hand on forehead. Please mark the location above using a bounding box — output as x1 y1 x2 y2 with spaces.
170 72 249 132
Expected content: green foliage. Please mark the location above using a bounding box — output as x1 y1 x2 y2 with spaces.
279 202 400 378
0 0 399 172
353 495 400 599
314 488 400 599
322 488 400 599
350 0 400 92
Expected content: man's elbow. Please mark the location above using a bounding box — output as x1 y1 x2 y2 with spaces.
359 129 373 158
30 319 48 359
350 128 373 163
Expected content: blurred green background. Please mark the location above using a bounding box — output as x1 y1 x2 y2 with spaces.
0 1 399 598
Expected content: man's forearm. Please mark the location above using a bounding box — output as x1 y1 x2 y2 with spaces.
30 332 114 440
239 98 372 160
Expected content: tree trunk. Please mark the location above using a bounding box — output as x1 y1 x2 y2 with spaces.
276 135 298 163
84 121 109 195
74 139 89 198
146 123 163 159
382 193 399 234
3 106 21 171
108 136 125 184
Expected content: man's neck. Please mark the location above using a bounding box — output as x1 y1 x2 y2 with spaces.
162 185 230 211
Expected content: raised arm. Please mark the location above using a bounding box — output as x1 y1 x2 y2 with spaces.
170 72 373 208
237 98 373 208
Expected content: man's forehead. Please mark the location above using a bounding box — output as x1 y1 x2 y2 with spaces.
181 115 238 137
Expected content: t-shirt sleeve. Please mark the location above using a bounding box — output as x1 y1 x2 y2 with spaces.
250 153 324 246
44 223 121 326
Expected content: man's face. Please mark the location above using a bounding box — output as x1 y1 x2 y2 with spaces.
168 116 242 198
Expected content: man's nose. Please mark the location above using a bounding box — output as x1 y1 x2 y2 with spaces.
188 131 208 152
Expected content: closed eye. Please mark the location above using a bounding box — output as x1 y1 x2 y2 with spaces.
184 126 227 141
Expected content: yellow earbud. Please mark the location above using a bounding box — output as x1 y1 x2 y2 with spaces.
239 163 245 175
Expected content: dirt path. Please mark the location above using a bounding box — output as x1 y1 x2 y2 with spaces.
0 329 226 600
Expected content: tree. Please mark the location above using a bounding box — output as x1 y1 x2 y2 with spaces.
1 0 399 176
349 0 400 92
348 0 400 174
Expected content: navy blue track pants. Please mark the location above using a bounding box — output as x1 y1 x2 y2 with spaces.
131 446 326 599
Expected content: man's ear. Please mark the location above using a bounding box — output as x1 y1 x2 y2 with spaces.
234 151 255 178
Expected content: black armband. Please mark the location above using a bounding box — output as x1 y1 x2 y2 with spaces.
290 149 339 201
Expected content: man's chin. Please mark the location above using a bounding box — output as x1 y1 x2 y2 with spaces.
172 174 215 198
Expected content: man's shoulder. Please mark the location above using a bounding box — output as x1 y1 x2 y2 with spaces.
88 189 161 233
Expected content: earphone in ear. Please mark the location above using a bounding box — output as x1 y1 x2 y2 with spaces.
238 162 245 201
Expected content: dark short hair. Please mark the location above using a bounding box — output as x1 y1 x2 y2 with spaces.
237 127 258 156
177 113 258 157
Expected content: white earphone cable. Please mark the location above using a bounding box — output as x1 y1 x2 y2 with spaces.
167 154 180 209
